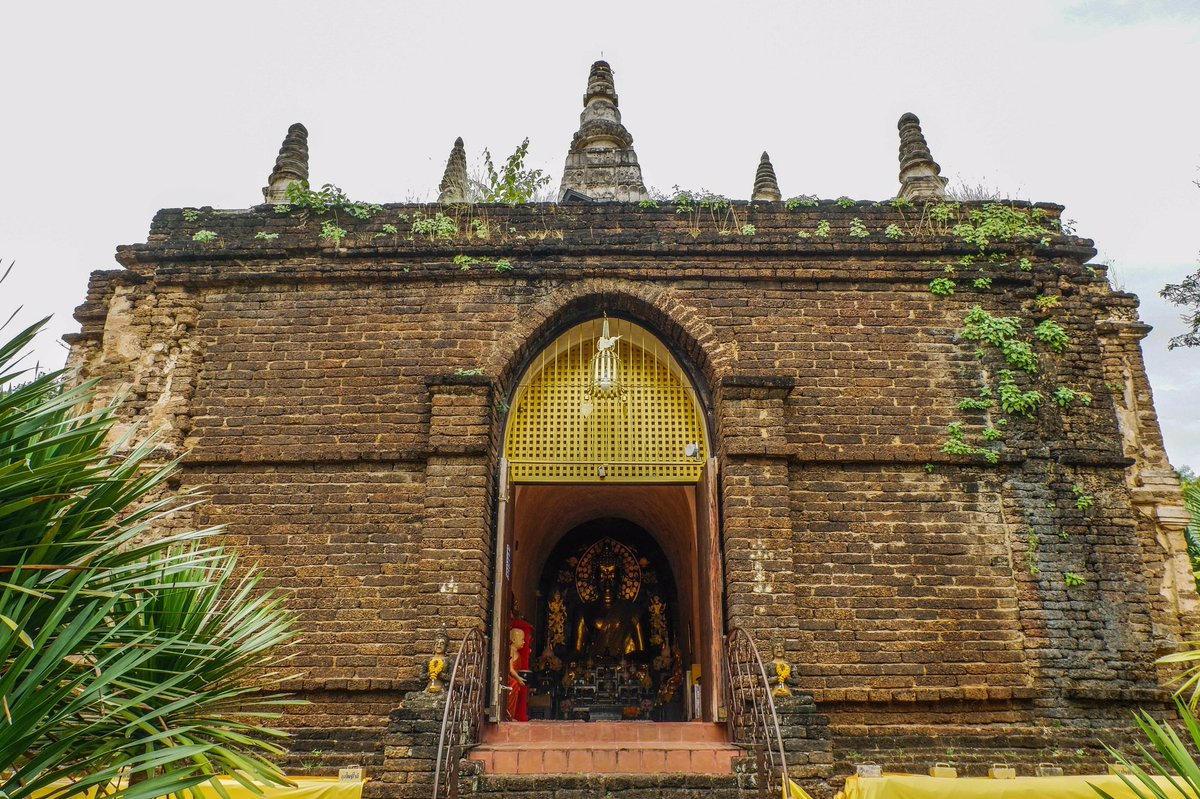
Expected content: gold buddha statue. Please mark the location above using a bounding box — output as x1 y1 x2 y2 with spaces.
572 553 647 658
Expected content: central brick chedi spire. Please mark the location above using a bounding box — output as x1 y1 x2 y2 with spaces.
558 60 649 202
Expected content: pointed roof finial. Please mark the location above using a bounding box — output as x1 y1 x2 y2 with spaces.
558 60 649 202
897 112 948 200
438 137 469 204
752 151 782 202
262 123 309 204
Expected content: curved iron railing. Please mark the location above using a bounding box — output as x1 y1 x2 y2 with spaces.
432 628 488 799
724 627 790 798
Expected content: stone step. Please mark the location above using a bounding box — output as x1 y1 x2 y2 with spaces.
469 740 742 774
480 720 729 745
470 721 740 774
461 772 745 798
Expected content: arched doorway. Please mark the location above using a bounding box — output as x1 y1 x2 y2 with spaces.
491 317 723 723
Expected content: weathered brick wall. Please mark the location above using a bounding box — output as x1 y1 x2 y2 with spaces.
194 463 427 684
65 200 1193 789
789 465 1029 697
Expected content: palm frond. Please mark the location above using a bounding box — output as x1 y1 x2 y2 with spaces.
0 316 301 799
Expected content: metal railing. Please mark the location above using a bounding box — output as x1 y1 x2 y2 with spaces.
432 628 488 799
724 627 790 798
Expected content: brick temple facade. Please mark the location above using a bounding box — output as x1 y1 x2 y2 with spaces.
66 62 1194 798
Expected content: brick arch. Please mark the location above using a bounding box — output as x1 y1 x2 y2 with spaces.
487 279 734 410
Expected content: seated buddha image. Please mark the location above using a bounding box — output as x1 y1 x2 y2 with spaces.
571 545 648 660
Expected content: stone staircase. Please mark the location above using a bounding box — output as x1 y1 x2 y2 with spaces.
468 721 743 774
459 770 747 798
460 721 746 797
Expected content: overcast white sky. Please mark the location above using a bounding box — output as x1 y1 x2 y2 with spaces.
2 1 1197 467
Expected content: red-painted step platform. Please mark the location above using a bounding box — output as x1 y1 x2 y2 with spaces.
467 721 741 775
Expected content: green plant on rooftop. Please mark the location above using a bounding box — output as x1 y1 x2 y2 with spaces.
319 220 346 245
784 195 819 209
411 211 457 241
953 203 1056 250
284 181 382 220
672 187 737 235
474 138 551 205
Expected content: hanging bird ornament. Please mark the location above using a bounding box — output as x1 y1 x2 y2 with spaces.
590 316 624 399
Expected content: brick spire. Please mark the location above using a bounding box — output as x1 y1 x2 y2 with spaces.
751 151 781 202
897 113 948 200
558 60 649 202
437 137 469 204
262 123 309 204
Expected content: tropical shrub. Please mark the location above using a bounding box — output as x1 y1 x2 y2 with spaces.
0 314 299 799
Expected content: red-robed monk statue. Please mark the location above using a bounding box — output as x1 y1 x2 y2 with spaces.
507 618 534 722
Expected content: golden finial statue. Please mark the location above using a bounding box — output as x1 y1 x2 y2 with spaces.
425 628 449 693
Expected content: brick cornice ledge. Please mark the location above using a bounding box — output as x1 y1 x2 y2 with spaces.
719 374 796 399
722 443 792 458
425 373 495 390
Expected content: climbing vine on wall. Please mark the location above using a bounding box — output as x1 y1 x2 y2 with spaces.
907 202 1097 464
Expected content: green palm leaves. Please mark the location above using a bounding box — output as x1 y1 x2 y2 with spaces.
1 315 299 799
1094 701 1200 799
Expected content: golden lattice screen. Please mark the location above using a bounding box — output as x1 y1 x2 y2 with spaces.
505 319 708 483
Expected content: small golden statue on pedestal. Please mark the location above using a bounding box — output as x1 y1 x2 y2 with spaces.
770 640 792 698
425 628 449 693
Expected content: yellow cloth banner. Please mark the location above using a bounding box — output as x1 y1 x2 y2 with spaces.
193 779 363 799
32 778 364 799
786 778 817 798
839 773 1191 799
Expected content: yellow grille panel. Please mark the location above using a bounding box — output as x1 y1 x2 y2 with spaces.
505 320 707 483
